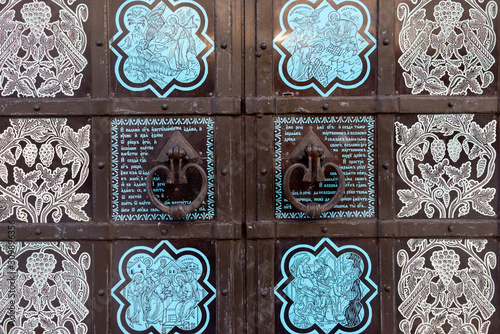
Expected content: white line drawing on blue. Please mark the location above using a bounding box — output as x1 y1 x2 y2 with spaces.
112 241 215 334
276 238 377 334
0 0 88 97
0 119 91 223
395 115 496 218
398 239 497 334
111 0 214 97
0 242 91 333
274 0 376 96
398 0 497 95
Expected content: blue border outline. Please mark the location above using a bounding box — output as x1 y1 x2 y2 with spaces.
111 0 214 97
274 0 376 96
111 240 216 334
111 117 215 221
275 238 378 334
274 116 375 219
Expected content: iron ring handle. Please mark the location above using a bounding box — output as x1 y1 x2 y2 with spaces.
146 163 208 219
283 162 345 217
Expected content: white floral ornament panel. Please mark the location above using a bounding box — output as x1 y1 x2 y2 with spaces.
0 241 91 333
0 118 91 223
398 239 497 334
395 115 497 219
397 0 497 95
0 0 89 97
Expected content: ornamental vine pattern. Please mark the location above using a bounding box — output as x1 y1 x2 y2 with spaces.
397 0 497 95
0 0 88 97
275 239 377 334
395 115 496 218
0 119 91 223
0 242 91 333
274 0 376 96
111 0 214 97
112 241 215 334
398 239 497 334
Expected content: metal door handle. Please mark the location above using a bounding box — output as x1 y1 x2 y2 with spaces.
283 144 345 217
146 145 208 219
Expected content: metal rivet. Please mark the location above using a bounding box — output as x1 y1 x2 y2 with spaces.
33 104 40 111
96 40 103 47
260 42 267 50
384 285 391 292
322 103 329 110
98 289 105 296
222 289 228 295
448 101 454 108
161 229 167 235
322 227 328 233
383 38 389 45
261 289 268 297
255 51 262 57
221 42 227 49
97 162 105 169
260 168 267 175
221 168 228 176
161 103 168 110
35 228 41 235
448 225 454 232
383 162 389 169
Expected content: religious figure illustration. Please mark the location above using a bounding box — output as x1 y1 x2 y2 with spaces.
398 239 497 333
0 0 88 97
274 0 376 96
275 239 377 334
111 0 214 97
112 241 215 334
398 0 497 95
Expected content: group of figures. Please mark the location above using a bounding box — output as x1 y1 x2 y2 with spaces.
113 242 215 334
112 0 213 97
0 0 88 97
398 239 497 334
398 0 497 95
276 239 377 334
275 0 375 96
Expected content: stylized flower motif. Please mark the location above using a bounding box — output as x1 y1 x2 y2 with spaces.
274 0 376 96
396 115 496 218
0 118 91 223
0 242 91 333
398 0 497 95
0 0 88 97
398 239 496 334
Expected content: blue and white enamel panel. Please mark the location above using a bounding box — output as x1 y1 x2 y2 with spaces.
0 241 92 333
395 115 498 219
111 0 214 97
0 0 90 97
275 238 378 334
111 117 215 221
274 0 376 96
396 0 498 95
274 116 375 219
111 241 216 334
397 239 498 333
0 118 92 223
